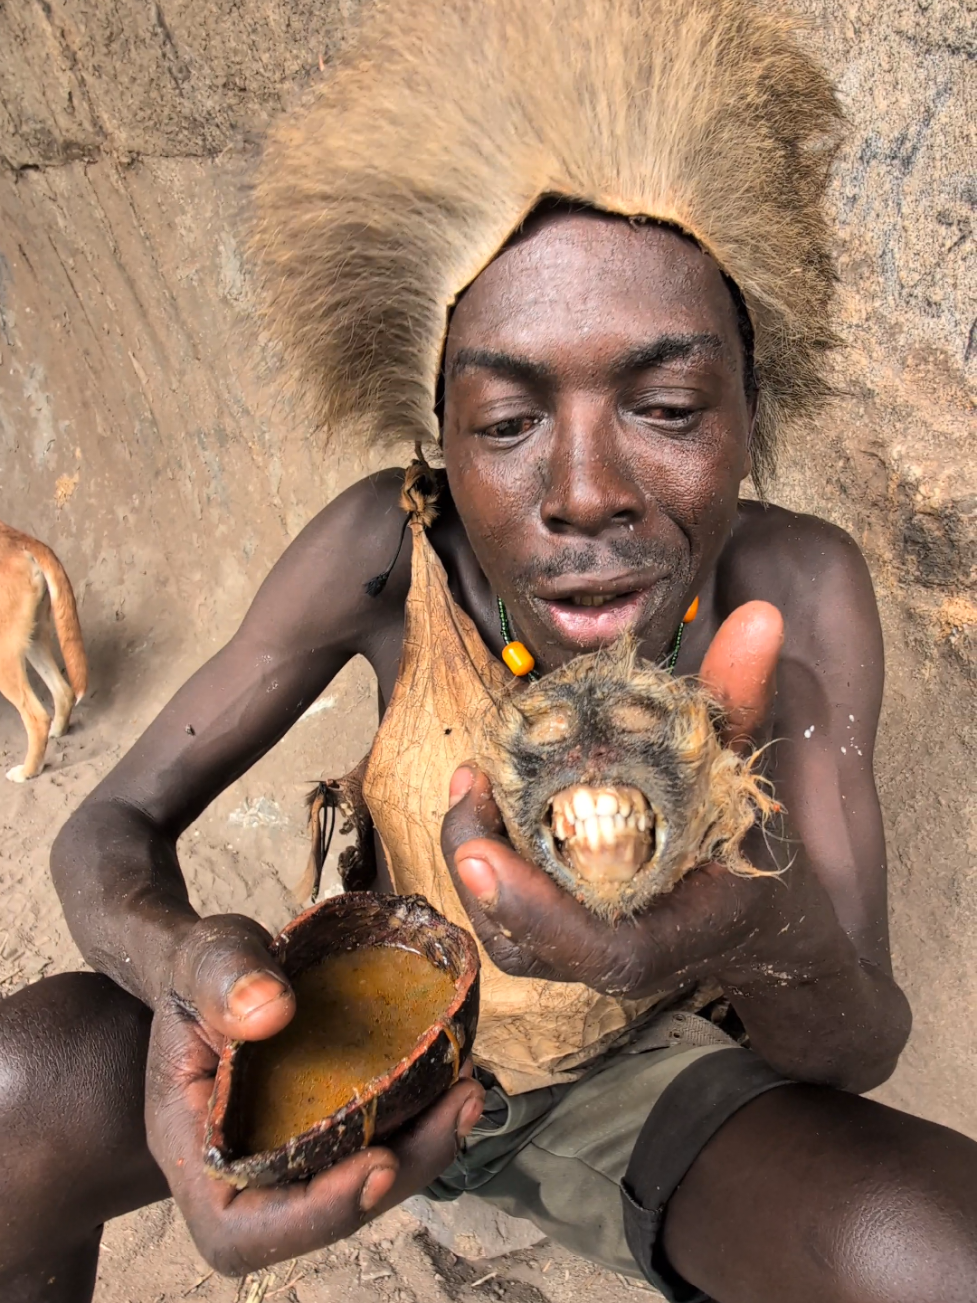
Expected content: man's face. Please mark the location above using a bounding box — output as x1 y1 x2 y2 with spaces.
442 211 754 669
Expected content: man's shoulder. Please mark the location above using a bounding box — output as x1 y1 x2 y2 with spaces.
304 466 409 543
241 467 419 655
733 498 859 557
295 466 416 595
724 500 877 640
729 500 865 587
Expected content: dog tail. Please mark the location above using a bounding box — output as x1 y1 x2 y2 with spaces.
32 543 88 702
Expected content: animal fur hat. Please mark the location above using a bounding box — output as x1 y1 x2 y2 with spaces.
253 0 844 483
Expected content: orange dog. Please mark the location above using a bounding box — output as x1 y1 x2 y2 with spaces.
0 523 87 781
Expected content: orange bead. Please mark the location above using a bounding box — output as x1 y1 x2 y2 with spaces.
683 595 699 624
501 641 536 676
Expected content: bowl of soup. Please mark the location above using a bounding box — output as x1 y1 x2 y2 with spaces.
204 892 480 1188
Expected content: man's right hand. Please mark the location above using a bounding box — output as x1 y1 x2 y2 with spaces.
145 913 485 1274
166 914 299 1051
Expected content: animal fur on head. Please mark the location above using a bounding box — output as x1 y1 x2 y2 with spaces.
253 0 844 489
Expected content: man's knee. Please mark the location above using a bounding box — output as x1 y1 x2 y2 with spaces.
661 1084 977 1303
0 1022 40 1144
0 972 151 1153
836 1124 977 1303
0 972 158 1277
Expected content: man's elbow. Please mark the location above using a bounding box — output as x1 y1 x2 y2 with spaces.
49 793 148 917
838 1047 904 1095
50 802 83 902
827 964 913 1094
809 999 912 1095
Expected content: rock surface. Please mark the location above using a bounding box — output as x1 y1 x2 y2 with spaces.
404 1196 548 1260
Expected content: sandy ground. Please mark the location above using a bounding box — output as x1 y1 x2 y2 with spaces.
0 620 641 1303
94 1204 652 1303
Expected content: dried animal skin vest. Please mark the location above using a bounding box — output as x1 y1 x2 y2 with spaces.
362 519 662 1094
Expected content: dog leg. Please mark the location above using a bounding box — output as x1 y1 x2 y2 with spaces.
27 601 76 738
0 654 51 781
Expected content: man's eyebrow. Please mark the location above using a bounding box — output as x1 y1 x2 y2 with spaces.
615 333 726 374
448 348 553 384
448 335 727 384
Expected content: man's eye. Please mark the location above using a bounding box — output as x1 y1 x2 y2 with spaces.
477 415 538 440
635 405 698 425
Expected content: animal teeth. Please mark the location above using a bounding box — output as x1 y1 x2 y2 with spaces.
552 808 570 840
595 792 618 816
573 789 596 820
564 826 653 884
546 783 657 886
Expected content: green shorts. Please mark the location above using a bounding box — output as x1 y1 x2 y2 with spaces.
426 1008 792 1301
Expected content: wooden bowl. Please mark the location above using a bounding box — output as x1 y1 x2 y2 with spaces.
204 892 480 1188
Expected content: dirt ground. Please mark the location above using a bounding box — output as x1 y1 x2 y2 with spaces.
0 624 648 1303
95 1202 652 1303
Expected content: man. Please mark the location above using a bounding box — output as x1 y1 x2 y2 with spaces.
1 2 975 1301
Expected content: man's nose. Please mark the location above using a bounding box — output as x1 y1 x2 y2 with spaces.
539 399 644 536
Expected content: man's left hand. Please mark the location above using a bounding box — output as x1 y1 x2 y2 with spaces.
441 602 839 1000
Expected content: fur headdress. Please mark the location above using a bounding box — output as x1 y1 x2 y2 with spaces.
253 0 844 484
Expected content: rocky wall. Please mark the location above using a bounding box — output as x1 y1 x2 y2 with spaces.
0 0 974 1135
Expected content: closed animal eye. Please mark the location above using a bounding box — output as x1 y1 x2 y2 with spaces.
524 706 576 744
609 702 665 733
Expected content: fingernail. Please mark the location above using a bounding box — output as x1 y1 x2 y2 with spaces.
448 766 475 809
456 856 497 905
227 971 290 1020
360 1165 396 1213
457 1094 484 1141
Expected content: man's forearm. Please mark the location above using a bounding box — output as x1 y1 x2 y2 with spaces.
724 953 911 1093
51 798 199 1008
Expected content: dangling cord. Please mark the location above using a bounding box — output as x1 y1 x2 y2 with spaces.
497 592 698 679
363 447 439 597
664 620 684 673
665 594 699 673
363 515 410 597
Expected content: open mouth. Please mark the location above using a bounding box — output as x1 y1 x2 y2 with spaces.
537 591 649 646
547 784 657 884
561 591 640 609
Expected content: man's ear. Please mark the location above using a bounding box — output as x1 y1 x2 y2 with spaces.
741 393 759 486
745 411 760 484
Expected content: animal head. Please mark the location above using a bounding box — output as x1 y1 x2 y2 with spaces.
476 638 773 918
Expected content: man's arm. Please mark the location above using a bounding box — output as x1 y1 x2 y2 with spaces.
441 531 911 1093
51 469 487 1275
730 506 891 969
51 469 411 1010
710 513 910 1088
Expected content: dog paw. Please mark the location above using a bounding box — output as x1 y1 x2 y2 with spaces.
6 764 42 783
49 722 68 739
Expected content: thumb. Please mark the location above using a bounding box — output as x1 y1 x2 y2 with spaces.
174 914 295 1044
699 601 784 754
444 765 508 846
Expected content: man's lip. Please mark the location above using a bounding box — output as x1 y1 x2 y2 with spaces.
534 590 649 644
532 569 667 601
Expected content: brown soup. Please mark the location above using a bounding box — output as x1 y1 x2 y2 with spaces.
242 944 456 1154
